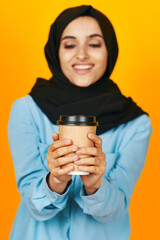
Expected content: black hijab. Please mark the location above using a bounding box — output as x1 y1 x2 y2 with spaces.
29 5 147 135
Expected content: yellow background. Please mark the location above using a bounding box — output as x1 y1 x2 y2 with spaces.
1 0 160 239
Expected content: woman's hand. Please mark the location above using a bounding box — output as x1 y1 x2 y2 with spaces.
47 133 79 194
74 133 106 195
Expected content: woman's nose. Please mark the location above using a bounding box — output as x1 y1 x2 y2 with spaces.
76 46 89 60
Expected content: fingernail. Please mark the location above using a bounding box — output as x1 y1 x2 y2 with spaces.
72 145 78 151
74 160 80 165
68 166 73 170
88 133 94 138
72 155 78 160
76 149 81 154
53 133 58 137
65 139 71 144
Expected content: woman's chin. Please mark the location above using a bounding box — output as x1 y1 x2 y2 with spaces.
70 79 96 88
73 82 92 88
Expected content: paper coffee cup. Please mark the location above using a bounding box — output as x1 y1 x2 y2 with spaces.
57 115 99 175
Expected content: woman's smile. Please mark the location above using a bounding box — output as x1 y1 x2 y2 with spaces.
72 63 94 75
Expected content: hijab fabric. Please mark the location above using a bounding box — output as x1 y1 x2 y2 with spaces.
30 5 147 135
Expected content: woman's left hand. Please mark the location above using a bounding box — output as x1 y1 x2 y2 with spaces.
75 133 106 195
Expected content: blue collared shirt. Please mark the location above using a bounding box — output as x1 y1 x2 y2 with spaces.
8 95 152 240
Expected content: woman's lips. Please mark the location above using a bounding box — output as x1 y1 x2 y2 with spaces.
72 64 94 75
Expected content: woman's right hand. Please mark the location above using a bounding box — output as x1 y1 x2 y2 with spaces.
46 132 79 194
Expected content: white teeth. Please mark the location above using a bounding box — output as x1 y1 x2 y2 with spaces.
73 65 93 70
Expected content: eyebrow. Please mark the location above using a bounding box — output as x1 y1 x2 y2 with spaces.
61 33 104 41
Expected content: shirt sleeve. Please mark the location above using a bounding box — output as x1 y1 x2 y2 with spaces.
75 115 152 222
8 99 71 221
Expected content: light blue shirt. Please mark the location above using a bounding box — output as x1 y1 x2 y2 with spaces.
8 95 152 240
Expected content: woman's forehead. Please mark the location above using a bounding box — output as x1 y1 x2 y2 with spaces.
61 16 103 38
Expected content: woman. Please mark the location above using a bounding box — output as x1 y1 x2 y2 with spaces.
8 5 152 240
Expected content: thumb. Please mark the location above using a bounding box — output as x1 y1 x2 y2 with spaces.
52 132 59 141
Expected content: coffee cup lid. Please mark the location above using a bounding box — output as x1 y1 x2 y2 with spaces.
57 115 99 126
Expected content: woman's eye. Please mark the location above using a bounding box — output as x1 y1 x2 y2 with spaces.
89 44 101 48
64 44 101 49
64 45 76 49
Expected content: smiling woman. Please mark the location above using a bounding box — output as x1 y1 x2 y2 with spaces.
8 4 152 240
58 16 108 87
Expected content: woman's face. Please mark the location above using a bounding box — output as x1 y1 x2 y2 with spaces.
59 16 108 87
